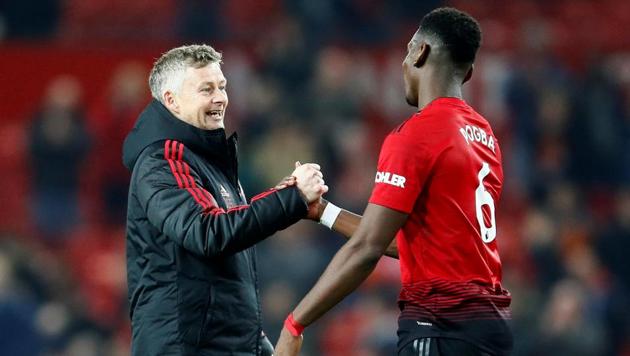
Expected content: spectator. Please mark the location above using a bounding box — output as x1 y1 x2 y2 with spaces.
28 76 90 241
88 62 149 225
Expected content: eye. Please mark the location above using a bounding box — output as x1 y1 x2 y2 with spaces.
219 85 226 91
200 87 211 92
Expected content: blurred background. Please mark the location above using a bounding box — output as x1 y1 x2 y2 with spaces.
0 0 629 355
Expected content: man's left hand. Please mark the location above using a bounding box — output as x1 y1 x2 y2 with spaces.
274 327 303 356
274 176 296 190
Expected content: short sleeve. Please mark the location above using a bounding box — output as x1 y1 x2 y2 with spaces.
368 133 430 214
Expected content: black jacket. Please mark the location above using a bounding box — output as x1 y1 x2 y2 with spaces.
122 100 308 355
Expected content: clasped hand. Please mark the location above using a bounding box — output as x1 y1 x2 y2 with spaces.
275 161 328 205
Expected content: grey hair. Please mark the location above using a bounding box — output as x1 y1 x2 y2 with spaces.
149 44 223 103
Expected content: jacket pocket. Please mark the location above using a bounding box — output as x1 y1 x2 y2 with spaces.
178 278 211 345
196 284 214 346
197 279 259 349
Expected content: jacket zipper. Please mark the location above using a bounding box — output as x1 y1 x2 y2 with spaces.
252 247 262 355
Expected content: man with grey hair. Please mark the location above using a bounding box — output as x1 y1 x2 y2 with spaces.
122 44 327 355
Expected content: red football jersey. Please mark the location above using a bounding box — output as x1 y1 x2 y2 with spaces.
369 97 511 323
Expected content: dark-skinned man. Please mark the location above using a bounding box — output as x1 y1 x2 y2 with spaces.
275 8 512 356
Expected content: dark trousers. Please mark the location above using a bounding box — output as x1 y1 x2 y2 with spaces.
399 337 494 356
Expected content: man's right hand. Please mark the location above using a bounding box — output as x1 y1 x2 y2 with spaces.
291 161 328 203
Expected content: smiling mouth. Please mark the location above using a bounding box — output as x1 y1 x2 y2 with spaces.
206 110 223 120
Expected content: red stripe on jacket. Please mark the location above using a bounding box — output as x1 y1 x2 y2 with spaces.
163 140 262 216
164 140 214 210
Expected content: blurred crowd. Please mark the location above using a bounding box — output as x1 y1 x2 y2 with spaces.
1 0 629 355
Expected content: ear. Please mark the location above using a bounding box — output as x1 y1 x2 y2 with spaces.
463 65 474 84
414 42 430 68
163 91 180 115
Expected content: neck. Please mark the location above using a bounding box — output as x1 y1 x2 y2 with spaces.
416 67 463 109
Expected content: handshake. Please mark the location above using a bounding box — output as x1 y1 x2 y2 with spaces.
275 161 328 219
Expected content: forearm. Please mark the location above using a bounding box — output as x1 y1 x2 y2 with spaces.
156 186 308 257
292 240 381 326
285 203 407 338
323 201 399 259
283 201 403 326
203 187 308 255
330 208 360 239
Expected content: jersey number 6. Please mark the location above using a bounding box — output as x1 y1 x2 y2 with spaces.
475 162 496 243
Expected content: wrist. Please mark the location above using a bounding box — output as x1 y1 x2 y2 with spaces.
284 313 305 337
319 201 341 229
317 199 328 220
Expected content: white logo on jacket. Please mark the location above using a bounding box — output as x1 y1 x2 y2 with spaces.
219 185 236 208
375 171 406 188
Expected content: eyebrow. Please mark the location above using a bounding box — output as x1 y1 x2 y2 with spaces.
198 79 227 87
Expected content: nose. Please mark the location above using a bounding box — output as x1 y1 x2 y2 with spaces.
212 89 227 106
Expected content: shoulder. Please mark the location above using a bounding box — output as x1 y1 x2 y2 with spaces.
131 140 205 197
136 140 201 163
386 110 447 146
394 106 453 135
387 112 423 139
133 140 204 182
379 116 427 158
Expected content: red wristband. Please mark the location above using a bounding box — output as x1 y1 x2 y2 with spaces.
284 313 305 337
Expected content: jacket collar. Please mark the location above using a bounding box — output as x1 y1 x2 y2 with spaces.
122 99 238 171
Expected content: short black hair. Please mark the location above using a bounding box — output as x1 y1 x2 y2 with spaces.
418 7 481 64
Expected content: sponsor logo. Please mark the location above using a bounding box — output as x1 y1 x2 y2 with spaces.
416 321 433 327
375 171 406 188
